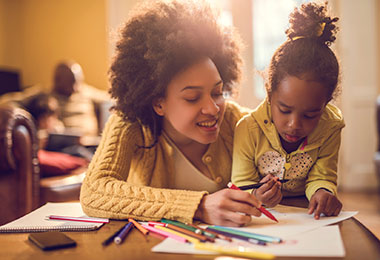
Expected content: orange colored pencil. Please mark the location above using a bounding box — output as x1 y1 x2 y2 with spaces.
128 218 149 235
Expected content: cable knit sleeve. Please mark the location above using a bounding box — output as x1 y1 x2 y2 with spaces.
80 114 207 223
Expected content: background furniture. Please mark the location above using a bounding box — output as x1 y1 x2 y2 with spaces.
0 69 21 96
0 104 85 225
0 104 39 225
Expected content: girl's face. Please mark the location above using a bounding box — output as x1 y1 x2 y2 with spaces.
270 75 329 146
153 57 226 146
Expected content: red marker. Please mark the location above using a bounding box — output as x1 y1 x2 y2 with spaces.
227 182 278 223
46 215 109 223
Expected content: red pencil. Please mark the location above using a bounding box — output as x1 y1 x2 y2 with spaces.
227 182 278 222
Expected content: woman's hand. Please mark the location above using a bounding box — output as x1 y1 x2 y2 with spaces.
253 175 282 208
194 188 262 227
308 189 342 219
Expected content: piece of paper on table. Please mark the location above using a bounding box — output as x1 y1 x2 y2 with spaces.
232 204 357 238
152 225 345 257
152 205 355 257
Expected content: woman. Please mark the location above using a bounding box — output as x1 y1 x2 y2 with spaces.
80 0 261 226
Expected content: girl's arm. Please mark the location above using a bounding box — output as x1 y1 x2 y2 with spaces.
305 128 343 200
306 128 343 219
231 116 282 207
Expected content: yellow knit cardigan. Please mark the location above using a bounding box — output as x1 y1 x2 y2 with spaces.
80 101 249 223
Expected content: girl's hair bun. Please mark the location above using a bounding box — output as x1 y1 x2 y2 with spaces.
286 2 338 46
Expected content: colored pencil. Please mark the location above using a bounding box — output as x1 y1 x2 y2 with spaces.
154 225 200 244
47 215 109 223
128 218 149 235
114 222 133 244
142 224 187 243
187 223 228 241
211 225 282 243
161 219 215 241
164 223 211 242
238 179 289 190
102 225 126 246
227 182 279 222
194 242 275 259
206 226 266 245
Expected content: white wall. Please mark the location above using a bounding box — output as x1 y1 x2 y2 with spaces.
106 0 139 62
337 0 379 191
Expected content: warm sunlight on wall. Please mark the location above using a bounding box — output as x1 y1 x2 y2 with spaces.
0 1 5 65
0 0 109 91
0 1 24 70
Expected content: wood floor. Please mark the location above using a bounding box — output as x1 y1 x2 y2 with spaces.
338 190 380 240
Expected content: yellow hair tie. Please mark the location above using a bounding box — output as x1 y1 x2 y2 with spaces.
291 35 305 41
291 22 326 41
316 22 326 37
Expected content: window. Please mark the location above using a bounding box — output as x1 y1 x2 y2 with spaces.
252 0 308 99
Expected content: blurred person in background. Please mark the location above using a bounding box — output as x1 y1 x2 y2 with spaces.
51 60 110 139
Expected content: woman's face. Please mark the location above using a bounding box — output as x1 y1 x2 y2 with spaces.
154 57 226 146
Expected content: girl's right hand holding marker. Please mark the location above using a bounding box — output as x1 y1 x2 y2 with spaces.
253 174 283 208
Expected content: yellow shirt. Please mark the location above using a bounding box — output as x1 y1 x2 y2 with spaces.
80 101 249 223
232 99 345 200
164 133 223 193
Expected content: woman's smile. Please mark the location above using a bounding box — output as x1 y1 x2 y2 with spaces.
197 118 218 129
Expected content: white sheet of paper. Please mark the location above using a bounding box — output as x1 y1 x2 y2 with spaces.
152 225 345 257
232 204 357 238
152 206 356 257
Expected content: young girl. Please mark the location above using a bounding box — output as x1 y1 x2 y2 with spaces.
80 0 262 226
231 2 344 220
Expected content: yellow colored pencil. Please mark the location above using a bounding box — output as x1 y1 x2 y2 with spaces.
194 242 275 259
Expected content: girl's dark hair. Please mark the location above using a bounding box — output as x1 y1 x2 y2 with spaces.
267 2 340 101
109 0 242 146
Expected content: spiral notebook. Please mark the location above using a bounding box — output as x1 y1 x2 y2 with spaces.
0 202 106 233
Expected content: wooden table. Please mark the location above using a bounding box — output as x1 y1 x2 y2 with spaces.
1 197 379 260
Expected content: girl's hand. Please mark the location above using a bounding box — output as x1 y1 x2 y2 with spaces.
308 189 342 219
194 188 262 227
253 175 282 208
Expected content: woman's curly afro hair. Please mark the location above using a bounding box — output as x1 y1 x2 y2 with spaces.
109 0 243 136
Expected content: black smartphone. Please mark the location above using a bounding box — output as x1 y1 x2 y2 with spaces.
28 232 76 251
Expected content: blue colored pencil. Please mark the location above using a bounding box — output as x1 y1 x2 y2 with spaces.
206 227 266 246
211 225 282 243
114 222 133 244
102 225 126 246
